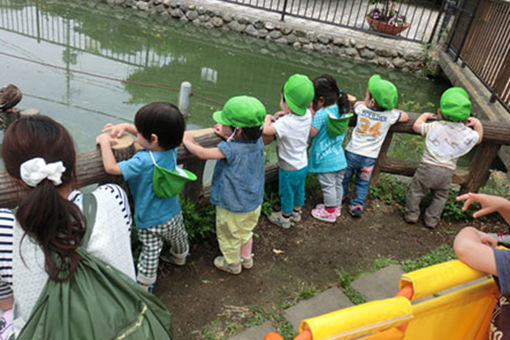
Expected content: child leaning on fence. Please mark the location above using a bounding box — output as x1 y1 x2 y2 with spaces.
308 74 353 223
263 74 314 229
183 96 266 275
404 87 483 229
97 102 190 291
343 74 408 218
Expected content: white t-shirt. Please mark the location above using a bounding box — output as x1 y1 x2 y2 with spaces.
273 110 312 170
346 104 401 158
421 120 480 170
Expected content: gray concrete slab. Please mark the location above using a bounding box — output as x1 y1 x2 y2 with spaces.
284 287 353 332
229 321 274 340
351 264 404 301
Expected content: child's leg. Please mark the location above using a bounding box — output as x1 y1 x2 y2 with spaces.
405 165 430 222
278 168 294 215
351 157 376 208
292 166 308 210
342 152 357 200
317 172 337 208
137 227 164 286
241 237 253 259
216 206 243 265
161 211 189 265
334 169 347 208
239 205 261 269
424 167 454 228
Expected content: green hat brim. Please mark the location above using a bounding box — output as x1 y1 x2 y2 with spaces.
212 110 231 126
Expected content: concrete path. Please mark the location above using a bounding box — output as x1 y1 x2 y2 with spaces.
228 264 405 340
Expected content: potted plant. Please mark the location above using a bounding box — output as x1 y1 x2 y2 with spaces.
366 0 410 35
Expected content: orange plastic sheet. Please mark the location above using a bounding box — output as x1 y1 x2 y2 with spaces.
279 259 500 340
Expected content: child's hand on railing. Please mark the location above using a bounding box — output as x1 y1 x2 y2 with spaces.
103 123 126 138
465 117 481 128
95 133 118 147
421 112 437 121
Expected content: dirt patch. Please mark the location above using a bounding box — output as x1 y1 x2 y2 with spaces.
155 198 507 340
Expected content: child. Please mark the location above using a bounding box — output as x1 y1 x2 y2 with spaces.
96 102 190 290
343 74 408 217
454 192 510 338
263 74 314 229
308 74 352 223
405 87 483 228
182 96 266 275
0 85 22 113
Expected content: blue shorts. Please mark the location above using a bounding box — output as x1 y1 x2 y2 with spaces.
279 166 308 214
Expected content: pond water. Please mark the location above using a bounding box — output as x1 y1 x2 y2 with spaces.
0 0 449 157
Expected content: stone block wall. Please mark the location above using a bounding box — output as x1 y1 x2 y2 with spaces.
102 0 430 74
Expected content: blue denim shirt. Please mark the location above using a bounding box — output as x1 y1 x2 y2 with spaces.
210 138 265 213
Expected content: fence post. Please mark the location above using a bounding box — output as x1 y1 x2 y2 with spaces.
179 81 192 115
370 131 394 185
459 142 501 194
280 0 289 21
454 0 482 62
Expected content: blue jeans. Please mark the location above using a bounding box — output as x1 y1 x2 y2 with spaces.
279 167 308 214
342 151 376 207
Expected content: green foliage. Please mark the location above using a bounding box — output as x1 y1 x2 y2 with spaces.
262 189 280 217
481 170 510 199
180 197 216 242
337 271 366 305
400 244 456 272
297 286 316 301
369 174 408 206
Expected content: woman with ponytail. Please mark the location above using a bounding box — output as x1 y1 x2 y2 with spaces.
308 74 353 223
0 115 135 337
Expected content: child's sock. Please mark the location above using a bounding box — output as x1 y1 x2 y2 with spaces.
241 238 253 259
325 206 336 214
282 212 291 218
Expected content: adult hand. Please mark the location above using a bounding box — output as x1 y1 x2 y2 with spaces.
456 192 508 218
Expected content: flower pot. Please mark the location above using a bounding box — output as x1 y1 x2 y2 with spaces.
366 15 410 35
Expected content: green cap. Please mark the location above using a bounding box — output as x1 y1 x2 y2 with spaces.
440 87 471 122
283 74 314 116
213 96 266 127
368 74 398 110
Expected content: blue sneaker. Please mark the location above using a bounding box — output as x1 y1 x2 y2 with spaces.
349 205 363 217
268 211 291 229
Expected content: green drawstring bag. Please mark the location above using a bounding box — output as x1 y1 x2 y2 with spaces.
17 193 173 340
150 151 197 198
326 113 353 137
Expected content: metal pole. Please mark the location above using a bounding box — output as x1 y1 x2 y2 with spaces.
178 81 192 116
280 0 289 21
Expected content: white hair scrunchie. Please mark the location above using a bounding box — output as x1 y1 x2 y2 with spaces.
20 158 66 187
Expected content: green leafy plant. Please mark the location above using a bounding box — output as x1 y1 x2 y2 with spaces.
400 244 456 272
180 197 216 242
368 0 407 26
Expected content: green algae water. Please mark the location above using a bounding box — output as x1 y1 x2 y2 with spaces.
0 0 449 157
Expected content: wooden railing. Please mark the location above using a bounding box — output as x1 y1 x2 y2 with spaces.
1 113 509 208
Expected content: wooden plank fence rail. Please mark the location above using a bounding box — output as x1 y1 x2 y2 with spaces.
1 113 509 208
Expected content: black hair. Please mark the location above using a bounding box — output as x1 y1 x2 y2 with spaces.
312 74 352 114
239 126 263 141
134 102 185 150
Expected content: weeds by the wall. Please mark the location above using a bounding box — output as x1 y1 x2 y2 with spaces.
400 244 456 272
180 197 216 242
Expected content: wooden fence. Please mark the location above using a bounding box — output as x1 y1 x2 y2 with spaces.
447 0 510 110
1 113 510 209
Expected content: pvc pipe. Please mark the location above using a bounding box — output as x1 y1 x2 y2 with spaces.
178 81 191 115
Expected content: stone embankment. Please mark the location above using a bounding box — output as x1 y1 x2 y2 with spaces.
101 0 430 74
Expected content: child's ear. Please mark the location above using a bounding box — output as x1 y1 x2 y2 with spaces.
234 127 243 138
150 133 159 146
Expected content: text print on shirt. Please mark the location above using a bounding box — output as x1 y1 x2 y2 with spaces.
356 110 389 139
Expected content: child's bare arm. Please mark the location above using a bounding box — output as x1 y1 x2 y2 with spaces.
309 127 319 137
453 227 497 276
466 117 484 144
398 110 409 122
103 123 137 138
182 131 225 160
96 134 122 175
262 114 277 144
412 112 436 134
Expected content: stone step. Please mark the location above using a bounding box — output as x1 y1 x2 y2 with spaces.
283 287 354 332
351 264 404 301
229 321 274 340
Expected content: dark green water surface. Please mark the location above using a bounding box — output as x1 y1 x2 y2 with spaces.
0 0 449 155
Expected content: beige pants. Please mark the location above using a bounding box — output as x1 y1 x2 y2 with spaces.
216 205 261 265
